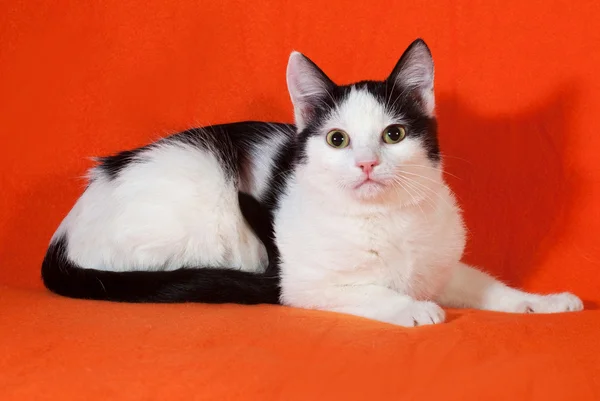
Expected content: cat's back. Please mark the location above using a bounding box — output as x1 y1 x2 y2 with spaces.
51 121 294 273
96 121 294 197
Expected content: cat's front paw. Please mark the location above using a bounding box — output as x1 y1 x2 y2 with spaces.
515 292 584 314
394 301 445 327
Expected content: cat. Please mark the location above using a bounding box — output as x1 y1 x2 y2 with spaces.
42 38 583 326
42 122 290 303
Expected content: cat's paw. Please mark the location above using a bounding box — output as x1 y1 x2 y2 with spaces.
515 292 584 314
394 301 445 327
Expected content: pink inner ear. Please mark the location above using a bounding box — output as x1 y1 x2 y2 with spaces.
286 51 335 129
395 51 433 89
389 42 435 116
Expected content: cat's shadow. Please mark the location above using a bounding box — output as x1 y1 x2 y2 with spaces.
436 85 579 287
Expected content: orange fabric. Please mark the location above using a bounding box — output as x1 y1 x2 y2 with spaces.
1 286 599 400
1 0 599 399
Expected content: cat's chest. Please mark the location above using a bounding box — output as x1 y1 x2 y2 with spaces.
324 209 455 297
321 209 427 269
276 182 464 268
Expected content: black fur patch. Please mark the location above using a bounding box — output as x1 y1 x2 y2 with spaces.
167 126 239 180
97 122 296 182
261 137 304 210
237 192 280 275
96 148 151 180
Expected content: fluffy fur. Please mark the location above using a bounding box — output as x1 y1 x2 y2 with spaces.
42 39 583 326
276 39 583 326
42 123 293 303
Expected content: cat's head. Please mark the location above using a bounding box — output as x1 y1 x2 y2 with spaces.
286 39 441 204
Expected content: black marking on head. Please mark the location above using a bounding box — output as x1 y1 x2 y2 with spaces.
373 80 440 163
289 39 439 163
294 79 440 163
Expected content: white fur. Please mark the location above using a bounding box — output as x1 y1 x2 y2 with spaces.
438 262 584 313
54 126 291 273
278 72 583 326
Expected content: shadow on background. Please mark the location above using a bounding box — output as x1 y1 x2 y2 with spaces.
437 86 578 287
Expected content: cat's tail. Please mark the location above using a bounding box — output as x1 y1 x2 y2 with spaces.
41 244 280 303
41 193 281 304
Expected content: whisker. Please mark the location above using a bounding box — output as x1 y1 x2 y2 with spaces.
398 170 443 185
440 153 473 165
392 177 427 220
394 176 437 211
398 174 456 212
398 169 466 204
403 164 462 181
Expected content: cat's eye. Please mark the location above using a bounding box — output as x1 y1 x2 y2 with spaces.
326 130 350 149
382 125 406 144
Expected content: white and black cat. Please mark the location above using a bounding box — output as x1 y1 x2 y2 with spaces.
42 39 583 326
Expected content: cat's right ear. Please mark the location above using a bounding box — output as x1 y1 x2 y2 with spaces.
286 51 335 132
387 39 435 116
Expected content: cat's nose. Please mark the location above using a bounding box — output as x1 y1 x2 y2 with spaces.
356 159 380 175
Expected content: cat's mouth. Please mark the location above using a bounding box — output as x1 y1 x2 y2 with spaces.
354 177 384 189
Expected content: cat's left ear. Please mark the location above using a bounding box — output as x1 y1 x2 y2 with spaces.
387 39 435 116
286 51 336 132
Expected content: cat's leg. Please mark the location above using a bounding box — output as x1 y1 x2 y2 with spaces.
436 262 583 313
284 285 445 327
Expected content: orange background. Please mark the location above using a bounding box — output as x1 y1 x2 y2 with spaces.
1 1 599 400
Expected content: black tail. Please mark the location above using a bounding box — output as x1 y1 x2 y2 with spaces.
41 193 281 304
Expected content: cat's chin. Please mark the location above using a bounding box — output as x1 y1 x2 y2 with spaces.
351 180 389 201
349 180 430 206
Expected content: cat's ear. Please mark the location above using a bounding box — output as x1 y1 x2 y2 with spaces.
286 51 336 131
387 39 435 116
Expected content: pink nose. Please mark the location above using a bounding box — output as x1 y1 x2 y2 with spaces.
356 159 380 175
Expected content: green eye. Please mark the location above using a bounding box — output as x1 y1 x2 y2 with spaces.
382 125 406 144
326 130 350 148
